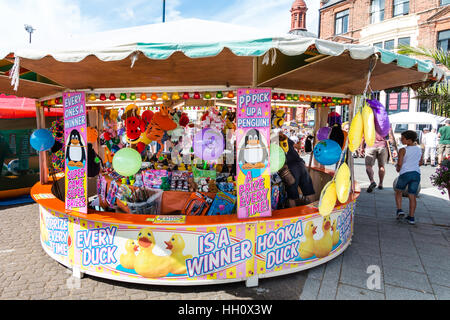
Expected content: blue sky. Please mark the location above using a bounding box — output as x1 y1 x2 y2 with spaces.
1 0 319 47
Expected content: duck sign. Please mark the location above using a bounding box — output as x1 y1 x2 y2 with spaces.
63 92 88 214
236 88 271 219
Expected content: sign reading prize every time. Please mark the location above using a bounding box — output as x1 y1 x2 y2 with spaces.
236 88 272 219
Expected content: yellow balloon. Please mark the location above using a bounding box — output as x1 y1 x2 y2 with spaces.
335 162 351 203
362 104 375 147
348 111 363 152
319 181 337 217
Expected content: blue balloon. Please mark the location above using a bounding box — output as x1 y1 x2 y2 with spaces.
30 129 55 151
313 139 341 165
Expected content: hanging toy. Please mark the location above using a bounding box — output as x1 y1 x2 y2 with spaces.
348 111 363 153
366 99 390 137
362 103 376 147
145 104 177 158
271 109 285 128
318 180 337 217
335 162 351 203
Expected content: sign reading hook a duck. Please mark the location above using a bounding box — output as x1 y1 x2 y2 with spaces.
63 92 88 214
236 88 271 219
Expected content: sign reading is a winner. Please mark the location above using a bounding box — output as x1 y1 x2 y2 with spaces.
236 88 271 219
63 92 88 214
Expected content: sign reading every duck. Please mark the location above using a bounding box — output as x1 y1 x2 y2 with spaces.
63 92 88 214
236 88 271 219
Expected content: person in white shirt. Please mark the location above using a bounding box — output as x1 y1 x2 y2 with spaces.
422 128 438 167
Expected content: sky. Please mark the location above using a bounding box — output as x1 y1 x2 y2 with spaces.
0 0 319 48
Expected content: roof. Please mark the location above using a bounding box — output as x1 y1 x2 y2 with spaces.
320 0 347 10
389 112 448 127
0 95 62 119
2 18 445 98
289 29 317 38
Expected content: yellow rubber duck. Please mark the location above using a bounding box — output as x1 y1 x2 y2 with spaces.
120 239 138 269
313 215 333 258
134 228 171 278
332 219 340 247
298 221 317 259
164 234 193 275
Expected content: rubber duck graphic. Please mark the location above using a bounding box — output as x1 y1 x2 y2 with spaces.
134 228 171 278
164 234 192 275
313 215 333 258
66 129 85 167
332 219 340 247
120 239 138 270
298 221 317 259
239 129 268 170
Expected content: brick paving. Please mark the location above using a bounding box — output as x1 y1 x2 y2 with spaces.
0 159 448 300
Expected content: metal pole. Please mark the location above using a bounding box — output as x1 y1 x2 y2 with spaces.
162 0 166 23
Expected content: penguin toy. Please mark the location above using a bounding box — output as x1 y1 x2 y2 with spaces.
239 129 268 170
66 129 86 168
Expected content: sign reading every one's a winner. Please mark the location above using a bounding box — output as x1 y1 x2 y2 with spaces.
236 88 271 219
63 92 88 214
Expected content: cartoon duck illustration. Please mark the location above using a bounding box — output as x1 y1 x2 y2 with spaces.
66 129 85 167
298 221 317 259
332 219 340 247
134 228 171 278
164 234 192 275
238 129 268 170
313 215 333 258
120 239 138 270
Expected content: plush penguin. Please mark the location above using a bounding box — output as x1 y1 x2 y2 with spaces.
66 129 85 167
238 129 268 169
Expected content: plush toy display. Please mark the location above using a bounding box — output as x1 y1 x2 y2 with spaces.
145 105 177 158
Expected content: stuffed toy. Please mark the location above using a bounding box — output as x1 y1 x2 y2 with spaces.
271 109 285 128
145 104 177 158
201 107 225 131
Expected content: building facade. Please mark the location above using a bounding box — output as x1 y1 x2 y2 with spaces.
319 0 450 116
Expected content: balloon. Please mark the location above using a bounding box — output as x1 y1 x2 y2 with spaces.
348 111 363 152
335 163 351 203
319 181 337 217
317 126 331 141
313 139 341 165
193 128 224 161
362 104 376 147
30 129 55 151
270 143 286 174
112 148 142 177
366 99 391 137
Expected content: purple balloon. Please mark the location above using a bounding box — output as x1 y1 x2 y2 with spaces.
193 128 224 161
366 99 390 137
317 126 331 141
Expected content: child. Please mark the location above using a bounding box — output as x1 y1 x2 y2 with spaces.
394 130 423 225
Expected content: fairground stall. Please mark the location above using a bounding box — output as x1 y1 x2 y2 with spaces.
5 19 444 286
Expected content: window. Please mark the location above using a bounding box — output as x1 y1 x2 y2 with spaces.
398 37 410 47
370 0 385 24
384 39 395 50
373 42 382 48
441 0 450 6
393 0 409 17
386 88 409 114
438 30 450 52
418 99 430 113
335 9 349 35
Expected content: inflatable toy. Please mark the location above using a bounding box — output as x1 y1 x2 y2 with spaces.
335 162 351 203
362 104 375 147
270 143 286 174
112 147 142 177
318 180 337 217
313 139 341 165
7 159 20 175
317 126 331 141
366 99 390 137
348 111 363 152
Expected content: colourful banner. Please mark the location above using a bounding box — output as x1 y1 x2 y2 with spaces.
63 92 88 214
236 88 271 219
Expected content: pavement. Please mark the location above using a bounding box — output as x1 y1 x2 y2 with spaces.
0 159 449 300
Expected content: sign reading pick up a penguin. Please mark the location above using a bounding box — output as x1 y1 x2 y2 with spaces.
236 88 271 219
63 92 88 214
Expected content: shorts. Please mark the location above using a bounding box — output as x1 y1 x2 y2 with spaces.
437 144 450 157
285 161 316 199
395 171 421 195
365 147 388 167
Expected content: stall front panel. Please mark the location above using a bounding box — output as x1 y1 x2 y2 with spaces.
36 182 356 286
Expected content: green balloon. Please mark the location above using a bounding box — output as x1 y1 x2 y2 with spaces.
112 148 142 177
270 143 286 174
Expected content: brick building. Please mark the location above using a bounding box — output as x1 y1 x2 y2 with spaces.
319 0 450 116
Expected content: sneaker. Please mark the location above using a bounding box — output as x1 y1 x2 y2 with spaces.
367 182 377 193
405 216 415 225
378 185 383 190
396 209 405 219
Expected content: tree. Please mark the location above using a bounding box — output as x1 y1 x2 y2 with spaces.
397 45 449 117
